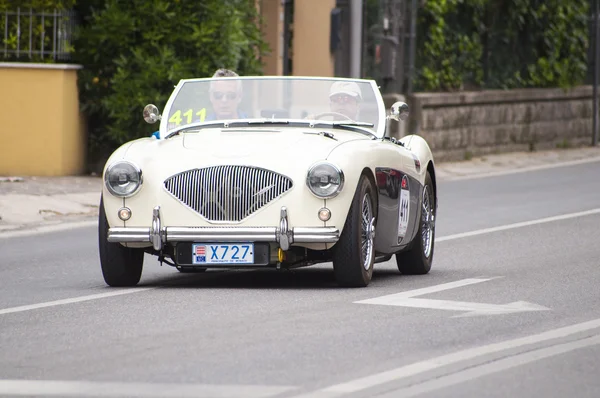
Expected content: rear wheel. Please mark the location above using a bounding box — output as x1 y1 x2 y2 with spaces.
98 195 144 286
396 171 435 274
332 175 377 287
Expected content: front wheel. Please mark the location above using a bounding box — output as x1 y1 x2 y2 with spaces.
332 175 377 287
396 170 435 274
98 195 144 287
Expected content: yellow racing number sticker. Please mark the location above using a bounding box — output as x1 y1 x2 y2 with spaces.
168 108 207 126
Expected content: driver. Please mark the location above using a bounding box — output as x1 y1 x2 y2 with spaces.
328 81 362 120
206 68 248 120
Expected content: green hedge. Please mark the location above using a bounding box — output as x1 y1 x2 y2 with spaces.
0 0 76 62
72 0 269 169
415 0 590 91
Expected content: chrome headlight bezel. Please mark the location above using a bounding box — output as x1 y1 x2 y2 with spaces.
104 161 143 198
306 161 344 199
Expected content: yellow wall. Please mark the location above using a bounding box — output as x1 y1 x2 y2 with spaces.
0 63 86 176
292 0 335 77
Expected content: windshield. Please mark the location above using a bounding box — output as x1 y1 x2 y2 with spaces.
158 77 386 138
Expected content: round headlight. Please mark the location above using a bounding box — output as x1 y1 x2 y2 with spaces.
105 161 143 198
306 162 344 198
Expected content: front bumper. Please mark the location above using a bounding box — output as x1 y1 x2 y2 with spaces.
107 206 339 251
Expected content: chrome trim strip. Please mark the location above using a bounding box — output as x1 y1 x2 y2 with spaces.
293 227 339 243
167 227 277 242
107 229 151 242
107 226 339 244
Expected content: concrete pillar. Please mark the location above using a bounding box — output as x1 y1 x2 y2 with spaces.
292 0 336 77
259 0 285 76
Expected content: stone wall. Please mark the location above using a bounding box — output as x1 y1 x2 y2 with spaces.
385 86 594 161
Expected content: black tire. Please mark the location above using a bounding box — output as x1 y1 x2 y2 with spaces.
332 175 377 287
98 195 144 287
176 266 207 273
396 171 435 274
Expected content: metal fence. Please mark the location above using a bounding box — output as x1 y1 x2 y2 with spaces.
1 7 76 61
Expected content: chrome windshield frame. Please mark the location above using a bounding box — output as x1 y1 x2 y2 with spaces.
158 76 386 140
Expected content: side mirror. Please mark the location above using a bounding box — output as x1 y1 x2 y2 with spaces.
387 101 409 121
143 104 162 124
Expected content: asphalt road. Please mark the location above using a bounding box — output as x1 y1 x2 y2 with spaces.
1 160 600 398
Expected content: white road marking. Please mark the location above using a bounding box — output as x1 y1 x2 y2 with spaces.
0 220 97 239
436 208 600 242
440 155 600 182
1 208 596 317
0 380 296 397
379 334 600 398
0 288 155 316
290 318 600 398
355 278 550 316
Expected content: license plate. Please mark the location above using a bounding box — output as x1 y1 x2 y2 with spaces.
191 243 254 265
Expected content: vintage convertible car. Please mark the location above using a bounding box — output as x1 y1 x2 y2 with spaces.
99 76 437 287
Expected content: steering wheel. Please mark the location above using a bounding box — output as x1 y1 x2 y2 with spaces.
311 112 355 122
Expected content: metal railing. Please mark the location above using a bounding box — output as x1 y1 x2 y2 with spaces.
1 7 76 61
362 0 417 94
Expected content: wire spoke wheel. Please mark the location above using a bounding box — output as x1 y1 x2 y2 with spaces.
360 193 375 271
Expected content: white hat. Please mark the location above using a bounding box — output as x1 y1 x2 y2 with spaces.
329 81 362 100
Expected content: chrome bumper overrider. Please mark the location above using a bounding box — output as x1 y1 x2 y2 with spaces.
107 206 339 251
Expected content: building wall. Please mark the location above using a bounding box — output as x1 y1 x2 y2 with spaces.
0 63 86 176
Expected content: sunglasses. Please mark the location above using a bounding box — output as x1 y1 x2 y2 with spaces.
212 91 237 100
330 94 358 104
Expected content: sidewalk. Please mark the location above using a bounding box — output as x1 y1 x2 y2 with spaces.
1 146 599 234
0 176 102 233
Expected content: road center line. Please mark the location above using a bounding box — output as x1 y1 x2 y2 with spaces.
439 155 600 181
0 380 295 398
0 288 155 316
0 220 97 239
290 318 600 398
381 334 600 398
436 208 600 242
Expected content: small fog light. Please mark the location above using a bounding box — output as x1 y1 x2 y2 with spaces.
318 207 331 221
118 207 132 221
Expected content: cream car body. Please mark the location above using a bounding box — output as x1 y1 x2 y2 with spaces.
99 76 437 288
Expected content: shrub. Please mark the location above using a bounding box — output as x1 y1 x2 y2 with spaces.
72 0 269 169
415 0 589 91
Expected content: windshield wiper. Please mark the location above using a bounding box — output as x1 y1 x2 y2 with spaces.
303 131 337 140
246 119 290 125
165 119 290 138
330 121 374 127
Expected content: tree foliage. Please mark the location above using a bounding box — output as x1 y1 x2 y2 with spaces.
72 0 269 164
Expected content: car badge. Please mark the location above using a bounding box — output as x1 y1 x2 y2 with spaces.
254 185 275 196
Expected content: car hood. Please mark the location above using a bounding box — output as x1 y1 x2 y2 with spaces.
181 127 352 159
121 127 367 181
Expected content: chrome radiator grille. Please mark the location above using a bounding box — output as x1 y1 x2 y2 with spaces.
164 166 293 222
